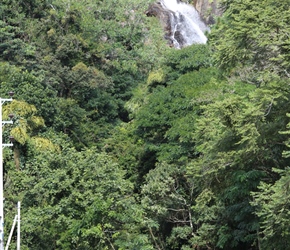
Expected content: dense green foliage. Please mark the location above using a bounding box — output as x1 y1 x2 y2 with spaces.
1 0 290 249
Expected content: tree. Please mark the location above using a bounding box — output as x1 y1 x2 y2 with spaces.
124 45 223 248
0 62 58 126
251 113 290 249
0 0 30 65
251 168 290 250
211 0 290 81
205 2 290 246
134 45 217 165
187 78 290 248
5 140 153 249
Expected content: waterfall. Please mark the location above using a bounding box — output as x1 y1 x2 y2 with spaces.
160 0 208 48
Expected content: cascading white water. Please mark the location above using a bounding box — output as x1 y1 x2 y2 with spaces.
160 0 208 48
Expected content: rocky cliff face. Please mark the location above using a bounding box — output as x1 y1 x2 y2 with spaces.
193 0 222 25
146 0 222 48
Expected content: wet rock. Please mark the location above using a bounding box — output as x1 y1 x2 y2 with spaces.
146 1 209 48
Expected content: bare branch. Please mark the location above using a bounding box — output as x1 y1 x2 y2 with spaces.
264 98 274 117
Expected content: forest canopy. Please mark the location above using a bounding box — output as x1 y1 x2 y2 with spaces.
1 0 290 249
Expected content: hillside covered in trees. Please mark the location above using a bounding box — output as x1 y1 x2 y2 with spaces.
1 0 290 249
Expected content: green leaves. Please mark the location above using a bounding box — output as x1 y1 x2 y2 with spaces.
7 100 45 145
210 0 290 79
2 0 290 248
250 114 290 249
251 168 290 249
9 147 149 249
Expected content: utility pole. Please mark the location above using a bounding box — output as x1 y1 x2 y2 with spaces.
0 92 14 250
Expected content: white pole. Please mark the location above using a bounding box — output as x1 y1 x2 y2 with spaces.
4 215 17 250
17 202 20 250
0 98 4 250
0 95 13 250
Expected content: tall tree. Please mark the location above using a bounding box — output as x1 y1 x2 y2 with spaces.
211 0 290 81
251 113 290 249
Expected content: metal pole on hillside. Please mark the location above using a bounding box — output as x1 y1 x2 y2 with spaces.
5 215 16 250
17 201 20 250
0 92 14 250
